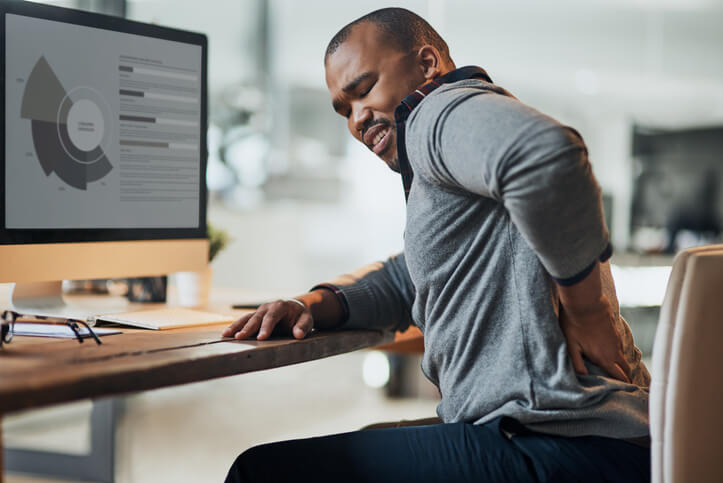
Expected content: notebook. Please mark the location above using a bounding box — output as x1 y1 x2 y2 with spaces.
97 308 235 330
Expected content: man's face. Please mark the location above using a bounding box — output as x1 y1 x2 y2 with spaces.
325 23 427 172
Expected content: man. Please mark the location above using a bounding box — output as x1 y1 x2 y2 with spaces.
224 7 650 482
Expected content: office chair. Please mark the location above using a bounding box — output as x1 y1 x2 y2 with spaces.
650 244 723 482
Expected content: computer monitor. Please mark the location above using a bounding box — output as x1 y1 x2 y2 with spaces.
1 1 208 315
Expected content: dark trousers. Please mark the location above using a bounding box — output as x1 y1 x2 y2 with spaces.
225 418 650 483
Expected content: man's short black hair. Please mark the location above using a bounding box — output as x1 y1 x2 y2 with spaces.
324 7 453 65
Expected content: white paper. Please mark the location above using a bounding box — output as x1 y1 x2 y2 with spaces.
13 322 122 338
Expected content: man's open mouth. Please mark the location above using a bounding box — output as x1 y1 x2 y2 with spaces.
363 123 393 155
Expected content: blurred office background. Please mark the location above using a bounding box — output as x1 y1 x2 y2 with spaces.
5 0 723 482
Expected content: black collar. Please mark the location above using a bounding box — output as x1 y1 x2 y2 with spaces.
394 66 492 123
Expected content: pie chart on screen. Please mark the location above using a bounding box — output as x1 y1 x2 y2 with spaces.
20 56 113 190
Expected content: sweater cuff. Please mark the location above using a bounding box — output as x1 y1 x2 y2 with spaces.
553 243 613 286
310 283 350 324
313 281 383 329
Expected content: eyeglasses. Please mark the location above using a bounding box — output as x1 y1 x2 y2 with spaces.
1 310 102 347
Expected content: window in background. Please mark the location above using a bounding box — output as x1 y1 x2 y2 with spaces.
630 125 723 254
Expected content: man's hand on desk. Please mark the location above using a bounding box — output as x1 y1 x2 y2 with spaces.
222 299 313 340
222 288 345 340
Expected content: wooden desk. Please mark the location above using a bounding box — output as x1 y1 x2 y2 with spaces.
0 318 393 481
380 326 424 353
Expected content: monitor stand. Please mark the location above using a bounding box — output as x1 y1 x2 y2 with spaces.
10 281 131 323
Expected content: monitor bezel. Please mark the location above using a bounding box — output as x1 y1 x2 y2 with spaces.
0 0 208 245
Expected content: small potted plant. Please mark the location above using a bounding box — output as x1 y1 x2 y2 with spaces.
208 222 230 264
176 222 230 307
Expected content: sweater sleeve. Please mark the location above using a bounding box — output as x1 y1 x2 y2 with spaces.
407 86 610 282
315 252 415 332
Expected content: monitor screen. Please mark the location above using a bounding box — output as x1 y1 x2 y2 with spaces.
1 1 207 243
0 2 209 307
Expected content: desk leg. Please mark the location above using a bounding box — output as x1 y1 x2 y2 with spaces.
3 399 117 483
1 416 5 483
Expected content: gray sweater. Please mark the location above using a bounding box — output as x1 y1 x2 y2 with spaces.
325 79 650 439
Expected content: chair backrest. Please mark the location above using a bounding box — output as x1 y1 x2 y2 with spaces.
651 244 723 483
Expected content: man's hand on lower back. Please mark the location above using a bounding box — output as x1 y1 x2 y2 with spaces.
557 261 633 384
558 297 632 383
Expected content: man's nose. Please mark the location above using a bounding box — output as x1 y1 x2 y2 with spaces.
351 106 371 139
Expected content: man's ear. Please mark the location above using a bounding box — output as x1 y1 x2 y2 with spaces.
417 45 444 80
